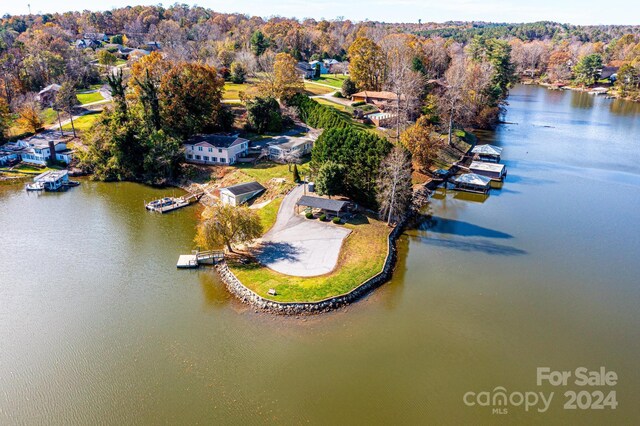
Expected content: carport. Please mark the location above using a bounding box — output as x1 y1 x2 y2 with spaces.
296 195 348 217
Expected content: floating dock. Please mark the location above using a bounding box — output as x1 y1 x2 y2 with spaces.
146 192 203 213
176 250 225 268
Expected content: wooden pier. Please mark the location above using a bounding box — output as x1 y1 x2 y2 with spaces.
176 250 225 268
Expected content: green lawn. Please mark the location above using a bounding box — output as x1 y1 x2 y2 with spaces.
76 92 105 105
0 163 62 175
315 74 348 89
255 197 283 233
229 215 391 302
62 113 100 133
234 160 310 183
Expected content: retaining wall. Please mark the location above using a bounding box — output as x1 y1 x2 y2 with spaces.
215 222 405 315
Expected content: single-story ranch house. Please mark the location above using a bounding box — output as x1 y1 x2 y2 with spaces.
184 134 250 165
268 138 313 163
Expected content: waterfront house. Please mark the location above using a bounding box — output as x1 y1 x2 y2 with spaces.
469 161 507 181
183 134 249 165
268 137 313 163
219 181 266 206
296 62 315 79
452 173 492 194
471 144 503 163
19 136 74 166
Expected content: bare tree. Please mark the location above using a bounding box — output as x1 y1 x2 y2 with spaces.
377 145 413 225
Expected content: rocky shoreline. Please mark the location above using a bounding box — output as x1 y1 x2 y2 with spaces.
215 222 405 315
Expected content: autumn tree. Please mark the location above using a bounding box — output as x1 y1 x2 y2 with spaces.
55 81 79 137
348 37 385 91
230 61 246 84
96 49 117 66
377 145 413 225
16 93 44 133
341 77 357 97
616 63 640 96
0 97 10 141
159 62 230 138
194 204 263 253
257 52 304 99
400 116 445 172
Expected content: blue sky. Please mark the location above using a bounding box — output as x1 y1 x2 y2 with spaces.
3 0 638 25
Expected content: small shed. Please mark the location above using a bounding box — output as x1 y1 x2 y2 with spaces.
452 173 492 194
469 161 507 181
471 144 503 163
219 181 266 206
296 195 348 217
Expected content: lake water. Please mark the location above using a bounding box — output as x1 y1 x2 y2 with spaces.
1 85 639 424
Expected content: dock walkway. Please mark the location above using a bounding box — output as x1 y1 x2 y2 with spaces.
177 250 225 268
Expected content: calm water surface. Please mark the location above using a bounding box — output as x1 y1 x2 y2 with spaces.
1 85 639 424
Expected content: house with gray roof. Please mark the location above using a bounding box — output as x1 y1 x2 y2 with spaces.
183 134 249 165
219 181 266 206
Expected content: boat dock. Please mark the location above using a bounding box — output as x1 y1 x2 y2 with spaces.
145 192 203 213
177 250 225 268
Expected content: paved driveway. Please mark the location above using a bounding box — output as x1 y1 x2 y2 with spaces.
256 185 351 277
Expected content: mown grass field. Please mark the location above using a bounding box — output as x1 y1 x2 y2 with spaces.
0 163 62 175
234 160 310 183
76 91 105 105
62 113 100 133
223 82 250 100
303 82 335 96
255 197 283 233
229 214 391 302
314 97 349 112
315 74 348 88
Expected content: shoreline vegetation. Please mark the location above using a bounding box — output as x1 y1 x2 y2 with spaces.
9 9 638 311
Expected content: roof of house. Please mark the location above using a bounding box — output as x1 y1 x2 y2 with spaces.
296 195 348 212
601 66 619 79
38 84 61 95
352 91 399 101
453 173 491 187
470 161 505 173
471 144 503 156
296 62 314 71
185 134 248 149
220 181 266 196
269 138 312 151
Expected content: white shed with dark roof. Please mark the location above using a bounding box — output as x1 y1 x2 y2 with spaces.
219 181 266 206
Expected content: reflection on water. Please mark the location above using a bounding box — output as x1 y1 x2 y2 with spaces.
1 85 640 424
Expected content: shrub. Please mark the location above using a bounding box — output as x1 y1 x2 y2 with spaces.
247 97 283 134
351 101 365 107
332 216 341 224
319 214 327 221
305 212 313 219
286 94 350 130
341 77 357 98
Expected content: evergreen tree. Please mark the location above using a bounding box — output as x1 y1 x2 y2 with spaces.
292 163 301 183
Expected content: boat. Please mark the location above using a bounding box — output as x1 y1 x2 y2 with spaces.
145 197 190 213
64 180 81 187
25 182 44 191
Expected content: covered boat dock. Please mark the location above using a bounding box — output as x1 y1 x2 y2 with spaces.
469 161 507 181
452 173 492 194
471 144 503 162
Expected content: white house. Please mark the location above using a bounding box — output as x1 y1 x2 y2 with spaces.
268 138 313 163
20 138 73 166
219 181 266 206
183 134 249 165
1 137 74 166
